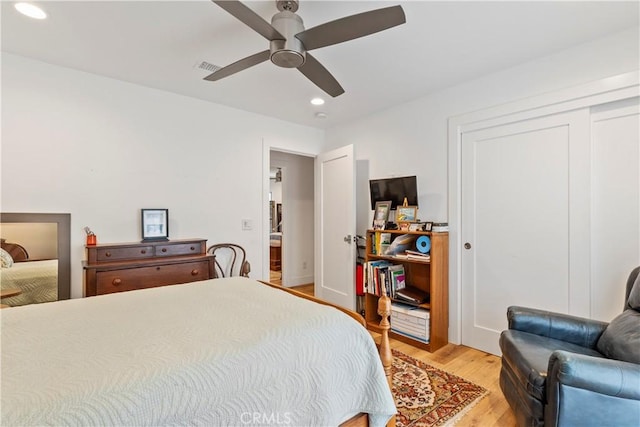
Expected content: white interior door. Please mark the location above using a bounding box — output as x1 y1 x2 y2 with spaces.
461 110 590 355
590 99 640 321
315 144 356 309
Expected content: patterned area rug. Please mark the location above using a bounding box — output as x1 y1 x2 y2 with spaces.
392 349 488 427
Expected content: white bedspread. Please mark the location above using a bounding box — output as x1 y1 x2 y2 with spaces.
0 259 58 306
1 277 395 426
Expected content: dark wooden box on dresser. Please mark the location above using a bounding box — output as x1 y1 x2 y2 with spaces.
83 239 216 297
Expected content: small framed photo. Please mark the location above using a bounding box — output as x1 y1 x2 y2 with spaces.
396 205 418 223
409 223 423 232
372 201 392 230
424 222 433 232
141 209 169 241
398 222 411 231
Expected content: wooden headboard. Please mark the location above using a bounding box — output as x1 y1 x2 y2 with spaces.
0 238 29 262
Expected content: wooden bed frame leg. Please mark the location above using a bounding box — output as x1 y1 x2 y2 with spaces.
377 295 396 427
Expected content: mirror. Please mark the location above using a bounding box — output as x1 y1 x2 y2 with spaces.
0 213 70 306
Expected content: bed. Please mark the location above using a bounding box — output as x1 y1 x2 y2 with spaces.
1 276 396 426
270 232 282 271
0 259 58 306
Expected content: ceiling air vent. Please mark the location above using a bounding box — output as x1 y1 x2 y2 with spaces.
195 61 222 74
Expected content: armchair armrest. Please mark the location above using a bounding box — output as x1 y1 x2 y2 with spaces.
545 350 640 427
507 306 608 349
548 350 640 400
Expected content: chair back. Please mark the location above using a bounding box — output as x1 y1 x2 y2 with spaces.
207 243 250 278
625 266 640 311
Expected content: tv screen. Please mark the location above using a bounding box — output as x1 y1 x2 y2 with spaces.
369 175 418 210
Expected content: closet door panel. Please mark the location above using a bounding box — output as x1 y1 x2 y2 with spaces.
461 109 590 355
591 100 640 321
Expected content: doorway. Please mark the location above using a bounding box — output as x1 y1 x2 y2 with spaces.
269 150 315 288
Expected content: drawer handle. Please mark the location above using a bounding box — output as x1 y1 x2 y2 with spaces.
105 252 112 257
190 246 195 251
191 269 199 276
141 249 147 254
156 267 161 271
161 248 167 253
112 278 122 286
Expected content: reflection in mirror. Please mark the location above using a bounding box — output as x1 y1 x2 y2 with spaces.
0 213 70 307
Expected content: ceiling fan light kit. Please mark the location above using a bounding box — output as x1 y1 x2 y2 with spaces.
206 0 406 98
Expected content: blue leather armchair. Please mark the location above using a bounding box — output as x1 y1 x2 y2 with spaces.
499 266 640 427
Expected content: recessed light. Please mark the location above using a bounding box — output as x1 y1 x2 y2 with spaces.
15 2 47 19
315 112 327 119
310 97 325 106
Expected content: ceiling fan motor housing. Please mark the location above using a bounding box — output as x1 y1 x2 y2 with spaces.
270 11 306 68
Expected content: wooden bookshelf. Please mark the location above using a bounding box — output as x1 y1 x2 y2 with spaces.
364 229 449 352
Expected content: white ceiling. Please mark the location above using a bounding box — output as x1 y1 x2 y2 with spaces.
2 1 638 129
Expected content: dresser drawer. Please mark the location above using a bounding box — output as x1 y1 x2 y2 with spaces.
155 242 202 257
96 246 154 262
96 260 211 295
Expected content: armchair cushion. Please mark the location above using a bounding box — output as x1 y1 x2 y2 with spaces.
627 272 640 310
596 273 640 364
500 330 604 401
596 309 640 364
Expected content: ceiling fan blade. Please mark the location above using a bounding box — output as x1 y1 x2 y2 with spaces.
298 53 344 98
296 5 405 51
204 50 271 81
212 0 285 41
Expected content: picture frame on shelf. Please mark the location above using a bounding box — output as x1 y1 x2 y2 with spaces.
408 223 423 232
396 205 418 223
398 222 411 231
141 209 169 241
424 221 433 231
372 200 392 230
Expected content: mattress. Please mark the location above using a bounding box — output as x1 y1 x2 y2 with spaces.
1 277 396 426
0 259 58 306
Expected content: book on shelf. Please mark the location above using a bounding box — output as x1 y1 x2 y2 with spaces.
365 260 409 298
365 260 392 296
394 286 429 304
388 264 406 297
403 250 431 262
432 222 449 232
379 232 391 254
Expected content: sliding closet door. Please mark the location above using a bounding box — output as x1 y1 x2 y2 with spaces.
591 99 640 321
461 109 590 355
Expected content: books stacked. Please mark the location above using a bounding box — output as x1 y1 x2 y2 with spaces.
403 250 431 262
432 222 449 232
394 285 429 305
391 303 430 343
364 261 406 297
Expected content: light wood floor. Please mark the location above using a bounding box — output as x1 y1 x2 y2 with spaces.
269 270 282 285
289 282 516 427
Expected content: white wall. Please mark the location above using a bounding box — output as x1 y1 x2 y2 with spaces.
270 151 314 286
0 223 58 259
325 26 640 342
1 52 324 298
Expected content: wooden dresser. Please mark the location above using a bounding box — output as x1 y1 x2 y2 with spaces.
83 239 215 297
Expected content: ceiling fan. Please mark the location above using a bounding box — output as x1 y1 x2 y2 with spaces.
205 0 406 97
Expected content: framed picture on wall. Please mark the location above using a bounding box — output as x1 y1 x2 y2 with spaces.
141 209 169 241
372 201 392 230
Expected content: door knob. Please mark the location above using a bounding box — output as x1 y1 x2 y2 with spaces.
464 242 472 250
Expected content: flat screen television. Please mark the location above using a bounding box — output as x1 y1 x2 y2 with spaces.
369 175 418 210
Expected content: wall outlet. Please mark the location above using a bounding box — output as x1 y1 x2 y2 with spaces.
241 219 252 230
